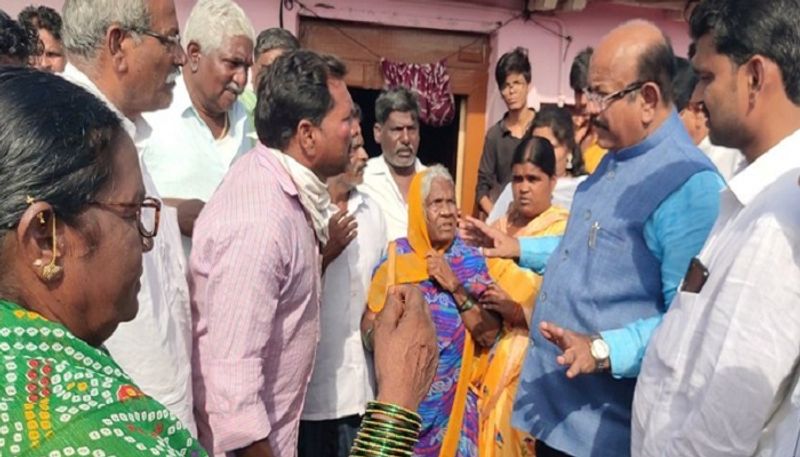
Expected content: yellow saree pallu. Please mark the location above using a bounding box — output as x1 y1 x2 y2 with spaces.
367 171 539 457
478 205 569 457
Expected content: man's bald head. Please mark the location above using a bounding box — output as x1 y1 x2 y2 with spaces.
593 20 676 106
587 20 677 150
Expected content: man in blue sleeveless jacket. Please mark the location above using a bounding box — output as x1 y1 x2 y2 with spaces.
463 20 724 457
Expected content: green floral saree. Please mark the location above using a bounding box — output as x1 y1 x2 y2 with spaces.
0 300 207 456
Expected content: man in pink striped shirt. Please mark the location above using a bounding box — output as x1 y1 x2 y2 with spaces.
189 50 354 457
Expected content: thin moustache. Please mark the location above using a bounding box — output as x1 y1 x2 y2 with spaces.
226 84 244 95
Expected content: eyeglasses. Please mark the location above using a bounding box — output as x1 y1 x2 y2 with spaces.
585 81 647 112
89 196 161 243
132 29 182 52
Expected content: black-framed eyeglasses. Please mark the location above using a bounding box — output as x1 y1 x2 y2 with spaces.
131 29 182 52
585 81 647 112
89 196 161 241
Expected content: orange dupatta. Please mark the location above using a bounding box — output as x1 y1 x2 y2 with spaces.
367 171 539 457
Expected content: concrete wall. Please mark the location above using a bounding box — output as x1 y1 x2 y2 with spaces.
3 0 692 126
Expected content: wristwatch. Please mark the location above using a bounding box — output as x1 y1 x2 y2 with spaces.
590 335 611 372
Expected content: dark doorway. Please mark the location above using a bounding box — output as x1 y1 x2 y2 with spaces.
351 87 463 178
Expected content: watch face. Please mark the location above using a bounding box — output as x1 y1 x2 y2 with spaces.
591 338 610 360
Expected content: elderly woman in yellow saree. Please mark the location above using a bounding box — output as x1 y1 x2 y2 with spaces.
364 165 537 457
478 135 569 457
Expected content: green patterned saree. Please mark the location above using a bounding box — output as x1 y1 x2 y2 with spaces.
0 300 207 456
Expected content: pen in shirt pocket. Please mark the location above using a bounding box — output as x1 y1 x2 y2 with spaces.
588 221 600 248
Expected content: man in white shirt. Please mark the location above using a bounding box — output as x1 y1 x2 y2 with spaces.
633 1 800 455
674 55 745 181
360 87 425 241
142 0 255 254
61 0 196 433
299 104 386 457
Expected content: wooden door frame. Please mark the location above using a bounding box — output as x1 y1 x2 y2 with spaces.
299 17 488 215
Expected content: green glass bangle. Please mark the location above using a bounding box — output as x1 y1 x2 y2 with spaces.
350 447 405 457
367 401 422 425
360 419 419 438
355 431 416 450
457 296 476 313
353 437 413 456
364 426 418 445
365 408 421 429
363 416 419 438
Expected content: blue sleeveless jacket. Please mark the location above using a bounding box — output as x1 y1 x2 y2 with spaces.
511 112 715 457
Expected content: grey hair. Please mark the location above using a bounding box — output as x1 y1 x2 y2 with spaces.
421 165 454 201
375 86 420 124
62 0 150 60
255 27 299 57
183 0 255 54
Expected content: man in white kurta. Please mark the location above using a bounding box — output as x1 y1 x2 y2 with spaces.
61 0 194 432
141 0 255 256
632 1 800 455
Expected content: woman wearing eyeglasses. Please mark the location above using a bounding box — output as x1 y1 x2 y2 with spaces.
0 67 205 455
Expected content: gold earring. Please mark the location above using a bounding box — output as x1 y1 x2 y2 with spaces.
41 214 63 281
25 196 46 225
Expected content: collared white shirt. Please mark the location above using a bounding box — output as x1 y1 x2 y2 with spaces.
302 190 387 421
141 75 255 255
358 155 425 241
699 136 746 182
142 75 254 202
61 64 196 434
632 128 800 457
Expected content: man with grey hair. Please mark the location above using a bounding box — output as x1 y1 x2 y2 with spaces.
240 27 300 116
142 0 255 255
60 0 195 432
360 86 426 241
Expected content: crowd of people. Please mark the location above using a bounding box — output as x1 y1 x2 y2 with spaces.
0 0 798 456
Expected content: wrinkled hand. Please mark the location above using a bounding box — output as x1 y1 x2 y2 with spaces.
322 210 357 266
373 285 438 411
539 321 597 378
480 284 525 327
459 216 520 259
426 250 461 293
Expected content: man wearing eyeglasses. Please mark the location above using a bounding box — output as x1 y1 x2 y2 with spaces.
142 0 256 258
462 20 724 457
61 0 196 434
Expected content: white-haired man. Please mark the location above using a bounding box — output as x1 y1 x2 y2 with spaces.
61 0 195 432
142 0 255 254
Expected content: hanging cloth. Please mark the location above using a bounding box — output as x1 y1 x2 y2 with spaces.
380 58 456 127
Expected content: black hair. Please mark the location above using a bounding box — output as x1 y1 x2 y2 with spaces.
511 135 557 178
690 0 800 105
672 56 698 112
636 34 677 106
256 50 347 150
18 5 63 41
495 47 531 88
0 10 35 64
532 105 585 176
0 66 122 233
569 47 593 93
254 27 299 57
375 86 419 125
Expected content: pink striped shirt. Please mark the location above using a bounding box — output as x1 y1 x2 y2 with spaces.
189 143 321 457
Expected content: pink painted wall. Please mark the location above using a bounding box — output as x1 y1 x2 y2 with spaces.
3 0 692 126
